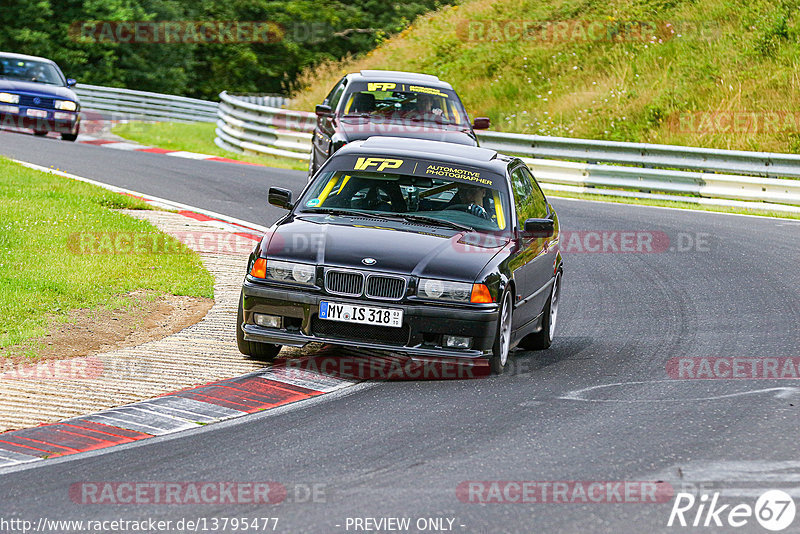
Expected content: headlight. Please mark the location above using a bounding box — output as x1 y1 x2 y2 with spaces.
418 278 473 302
266 260 315 285
54 100 77 111
0 93 19 104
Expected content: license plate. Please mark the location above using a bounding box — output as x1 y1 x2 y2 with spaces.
319 300 403 328
27 109 47 118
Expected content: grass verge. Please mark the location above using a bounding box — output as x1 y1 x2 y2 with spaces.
111 121 308 171
0 157 215 352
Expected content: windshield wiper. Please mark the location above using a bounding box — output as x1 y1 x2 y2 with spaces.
407 116 452 125
300 208 473 232
396 214 474 232
300 207 404 221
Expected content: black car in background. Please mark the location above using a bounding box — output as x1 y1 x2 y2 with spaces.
238 137 562 375
0 52 81 141
308 70 490 178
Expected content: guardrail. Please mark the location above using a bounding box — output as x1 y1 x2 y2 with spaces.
214 91 314 159
476 131 800 179
75 84 218 122
213 93 800 211
474 131 800 208
227 94 290 109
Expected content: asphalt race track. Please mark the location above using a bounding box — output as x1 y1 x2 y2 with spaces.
1 131 800 533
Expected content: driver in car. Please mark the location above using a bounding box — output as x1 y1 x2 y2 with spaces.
27 65 49 83
416 93 444 120
458 184 491 220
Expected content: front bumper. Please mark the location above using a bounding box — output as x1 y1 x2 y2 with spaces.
0 108 79 134
241 279 500 359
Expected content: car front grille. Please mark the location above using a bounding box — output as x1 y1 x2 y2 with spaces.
325 269 407 300
19 95 55 109
325 270 363 297
312 316 410 345
366 275 406 300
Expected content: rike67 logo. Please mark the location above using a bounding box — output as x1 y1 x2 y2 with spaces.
668 490 796 531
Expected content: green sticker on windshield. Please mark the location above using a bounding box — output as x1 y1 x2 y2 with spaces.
306 198 321 207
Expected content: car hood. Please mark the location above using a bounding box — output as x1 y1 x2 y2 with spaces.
0 80 78 101
264 217 508 281
337 118 477 146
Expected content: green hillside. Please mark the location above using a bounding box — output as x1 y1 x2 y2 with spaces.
292 0 800 153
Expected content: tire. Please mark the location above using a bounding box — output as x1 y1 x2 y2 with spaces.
236 293 281 361
488 290 513 375
519 270 561 351
62 123 80 142
33 131 48 136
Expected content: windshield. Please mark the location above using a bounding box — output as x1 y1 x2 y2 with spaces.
0 56 64 86
297 162 510 234
339 81 469 126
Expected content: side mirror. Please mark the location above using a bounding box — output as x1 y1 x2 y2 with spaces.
315 104 332 117
523 218 554 238
472 117 490 130
66 79 77 87
268 187 293 210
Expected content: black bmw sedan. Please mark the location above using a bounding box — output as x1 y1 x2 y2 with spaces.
238 137 562 375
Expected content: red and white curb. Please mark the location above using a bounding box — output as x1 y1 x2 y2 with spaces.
0 367 354 467
76 134 265 167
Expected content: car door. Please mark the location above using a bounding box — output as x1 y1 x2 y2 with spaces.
507 165 537 326
518 165 556 313
313 77 346 170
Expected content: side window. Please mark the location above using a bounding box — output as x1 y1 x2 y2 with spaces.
510 167 533 227
510 165 548 226
326 79 347 111
519 166 548 218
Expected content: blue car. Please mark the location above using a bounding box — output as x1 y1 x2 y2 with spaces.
0 52 81 141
